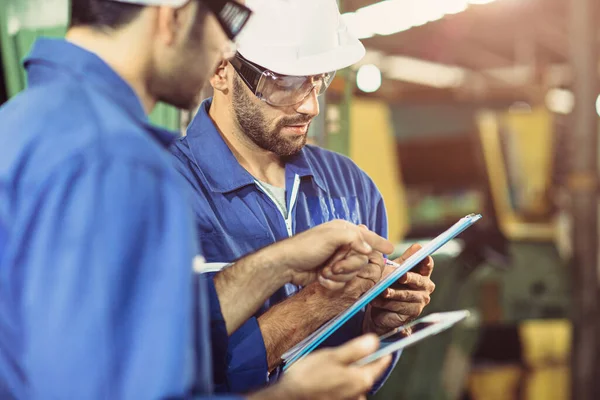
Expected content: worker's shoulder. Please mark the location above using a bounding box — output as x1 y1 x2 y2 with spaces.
169 135 193 162
0 82 172 185
302 144 375 185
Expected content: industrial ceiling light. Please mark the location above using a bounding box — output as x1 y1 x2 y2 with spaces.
384 55 466 88
356 64 382 93
545 88 575 115
342 0 498 39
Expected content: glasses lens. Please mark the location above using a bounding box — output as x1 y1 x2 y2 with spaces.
256 71 336 107
207 0 252 40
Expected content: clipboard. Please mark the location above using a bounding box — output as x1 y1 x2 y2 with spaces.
281 213 482 370
353 310 471 366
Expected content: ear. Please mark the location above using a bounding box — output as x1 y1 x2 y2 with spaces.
155 6 178 46
210 60 231 93
156 3 194 46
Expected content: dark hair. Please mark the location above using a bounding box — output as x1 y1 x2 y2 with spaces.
69 0 209 30
70 0 144 29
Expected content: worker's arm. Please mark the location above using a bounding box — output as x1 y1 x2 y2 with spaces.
262 192 403 391
257 258 381 371
18 157 240 399
248 335 392 400
246 195 398 377
212 220 394 336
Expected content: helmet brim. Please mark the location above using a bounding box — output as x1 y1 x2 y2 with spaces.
238 39 365 76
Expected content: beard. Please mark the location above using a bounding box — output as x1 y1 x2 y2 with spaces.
232 76 309 157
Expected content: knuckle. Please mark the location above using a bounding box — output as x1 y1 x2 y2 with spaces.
381 312 403 328
407 292 417 302
363 375 375 390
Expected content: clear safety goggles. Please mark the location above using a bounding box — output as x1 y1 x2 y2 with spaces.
229 52 336 107
112 0 252 41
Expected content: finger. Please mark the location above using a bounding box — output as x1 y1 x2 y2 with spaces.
414 256 434 277
376 289 430 305
324 270 358 284
346 354 392 398
328 221 373 255
330 334 380 364
372 300 423 317
397 272 436 293
330 253 369 275
381 264 396 279
355 261 384 283
359 354 393 384
371 310 412 329
371 298 429 314
356 229 394 256
332 258 380 281
368 251 385 268
318 275 347 291
327 245 353 268
323 262 360 284
393 244 422 263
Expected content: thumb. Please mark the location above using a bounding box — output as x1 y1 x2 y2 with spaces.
396 244 422 263
330 334 380 364
359 354 393 384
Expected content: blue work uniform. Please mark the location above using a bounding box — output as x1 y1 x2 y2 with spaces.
169 99 399 394
0 39 238 400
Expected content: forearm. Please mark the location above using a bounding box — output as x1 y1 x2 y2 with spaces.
258 283 356 370
247 383 293 400
214 244 291 335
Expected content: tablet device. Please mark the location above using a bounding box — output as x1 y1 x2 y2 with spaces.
281 213 482 370
353 310 471 366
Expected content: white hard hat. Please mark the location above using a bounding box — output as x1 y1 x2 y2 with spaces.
107 0 189 6
236 0 365 76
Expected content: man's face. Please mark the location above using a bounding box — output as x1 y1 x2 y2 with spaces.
155 4 229 110
231 71 320 157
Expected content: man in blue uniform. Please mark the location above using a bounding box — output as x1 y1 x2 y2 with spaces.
0 0 397 398
170 0 437 393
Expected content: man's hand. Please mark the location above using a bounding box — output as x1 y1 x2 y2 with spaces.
279 220 394 290
259 251 385 370
249 334 392 400
212 221 392 336
363 244 436 336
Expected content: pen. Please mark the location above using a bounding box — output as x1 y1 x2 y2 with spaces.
385 259 401 268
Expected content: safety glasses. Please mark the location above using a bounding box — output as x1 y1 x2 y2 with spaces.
229 52 336 107
205 0 252 41
109 1 252 41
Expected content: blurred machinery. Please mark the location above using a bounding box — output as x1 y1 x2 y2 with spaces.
2 0 599 398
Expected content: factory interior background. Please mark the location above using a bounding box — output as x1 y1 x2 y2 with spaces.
2 0 600 399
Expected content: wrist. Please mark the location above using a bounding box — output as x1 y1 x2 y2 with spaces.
253 240 295 287
306 283 355 317
248 381 297 400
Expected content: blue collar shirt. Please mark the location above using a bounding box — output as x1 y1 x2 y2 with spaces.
170 99 399 394
0 39 238 400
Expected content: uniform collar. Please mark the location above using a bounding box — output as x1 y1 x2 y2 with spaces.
24 38 177 148
186 99 327 193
